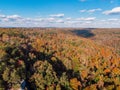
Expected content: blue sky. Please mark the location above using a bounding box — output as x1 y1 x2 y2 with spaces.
0 0 120 27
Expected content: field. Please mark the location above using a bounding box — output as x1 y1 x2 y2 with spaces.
0 28 120 90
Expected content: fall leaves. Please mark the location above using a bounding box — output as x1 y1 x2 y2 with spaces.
0 28 120 90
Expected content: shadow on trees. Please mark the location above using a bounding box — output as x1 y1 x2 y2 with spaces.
3 42 81 90
70 28 95 38
19 44 81 89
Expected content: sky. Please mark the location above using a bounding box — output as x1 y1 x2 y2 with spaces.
0 0 120 28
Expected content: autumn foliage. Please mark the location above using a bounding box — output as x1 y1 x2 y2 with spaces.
0 28 120 90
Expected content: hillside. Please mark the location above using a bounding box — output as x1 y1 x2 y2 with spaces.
65 28 120 55
0 28 120 90
90 29 120 55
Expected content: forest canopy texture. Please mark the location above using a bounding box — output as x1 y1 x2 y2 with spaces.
0 28 120 90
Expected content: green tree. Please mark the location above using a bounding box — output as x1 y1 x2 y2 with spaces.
30 61 58 90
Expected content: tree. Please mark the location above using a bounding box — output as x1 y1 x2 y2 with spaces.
30 61 58 90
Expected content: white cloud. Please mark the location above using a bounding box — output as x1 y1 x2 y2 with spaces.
108 18 119 21
7 15 21 19
49 14 64 18
100 20 106 22
76 17 96 21
66 17 72 20
33 18 44 22
45 18 55 23
7 15 22 21
80 8 102 13
85 17 96 21
0 13 120 28
56 19 64 23
103 7 120 15
80 9 86 12
79 0 86 2
87 8 102 13
0 14 22 22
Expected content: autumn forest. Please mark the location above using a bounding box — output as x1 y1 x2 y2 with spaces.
0 28 120 90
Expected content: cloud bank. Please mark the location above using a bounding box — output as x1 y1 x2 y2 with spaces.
0 12 120 28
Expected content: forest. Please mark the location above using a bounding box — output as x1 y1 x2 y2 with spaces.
0 28 120 90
